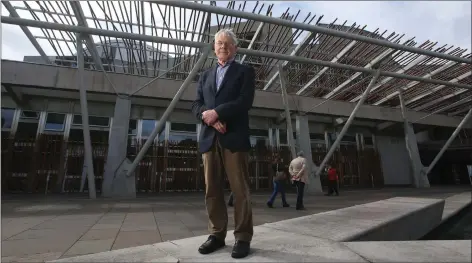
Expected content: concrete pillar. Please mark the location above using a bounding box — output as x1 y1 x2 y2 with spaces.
295 115 323 194
405 122 430 188
399 88 429 188
102 96 136 198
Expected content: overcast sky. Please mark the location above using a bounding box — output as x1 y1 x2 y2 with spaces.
1 1 471 61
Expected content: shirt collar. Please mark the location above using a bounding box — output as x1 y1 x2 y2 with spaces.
217 57 235 68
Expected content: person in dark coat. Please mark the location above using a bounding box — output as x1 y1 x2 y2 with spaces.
191 28 256 259
267 154 290 208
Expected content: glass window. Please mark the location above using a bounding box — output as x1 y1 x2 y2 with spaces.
168 132 197 144
129 119 137 135
279 130 287 144
69 128 83 141
73 115 110 127
1 108 15 129
342 135 357 143
249 129 268 137
69 129 109 143
20 110 39 119
141 119 155 137
250 136 269 147
44 113 66 131
15 122 39 140
310 133 325 140
170 122 196 132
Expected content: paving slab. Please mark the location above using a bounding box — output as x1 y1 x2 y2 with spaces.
1 215 58 240
112 230 162 250
63 239 115 257
2 187 470 262
79 229 120 241
2 252 63 263
49 244 178 263
2 236 78 258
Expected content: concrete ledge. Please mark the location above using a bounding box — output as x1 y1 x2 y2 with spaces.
343 240 471 263
441 192 471 222
51 227 370 263
49 196 454 262
261 197 445 241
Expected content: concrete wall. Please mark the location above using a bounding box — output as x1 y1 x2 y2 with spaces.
2 60 469 129
376 136 412 185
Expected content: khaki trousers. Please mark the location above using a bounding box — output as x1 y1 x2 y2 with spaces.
202 138 253 242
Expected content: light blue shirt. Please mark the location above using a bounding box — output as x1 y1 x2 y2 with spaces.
215 58 235 91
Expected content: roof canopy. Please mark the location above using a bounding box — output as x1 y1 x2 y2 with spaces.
2 1 471 119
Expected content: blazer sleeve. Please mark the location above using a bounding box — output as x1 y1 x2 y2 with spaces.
214 65 255 121
191 72 209 121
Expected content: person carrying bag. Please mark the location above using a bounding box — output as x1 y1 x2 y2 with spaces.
266 155 290 208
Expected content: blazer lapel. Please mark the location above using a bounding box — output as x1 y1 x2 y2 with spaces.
216 62 238 96
208 66 217 95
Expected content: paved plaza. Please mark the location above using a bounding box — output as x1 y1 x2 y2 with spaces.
1 187 470 262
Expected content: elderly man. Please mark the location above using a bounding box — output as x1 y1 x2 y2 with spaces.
289 151 309 210
191 28 255 259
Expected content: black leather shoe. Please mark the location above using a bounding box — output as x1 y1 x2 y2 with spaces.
231 240 250 259
198 235 225 254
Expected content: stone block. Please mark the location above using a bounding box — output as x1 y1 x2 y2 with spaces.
343 240 471 263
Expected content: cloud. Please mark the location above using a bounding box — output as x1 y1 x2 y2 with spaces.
1 1 470 61
285 1 471 50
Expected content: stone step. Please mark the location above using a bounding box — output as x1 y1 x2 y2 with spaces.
49 195 469 263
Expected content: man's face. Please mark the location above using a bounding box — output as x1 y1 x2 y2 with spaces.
214 34 237 62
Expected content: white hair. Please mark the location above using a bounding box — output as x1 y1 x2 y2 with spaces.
214 28 239 46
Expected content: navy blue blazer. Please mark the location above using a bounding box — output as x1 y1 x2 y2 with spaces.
192 61 256 153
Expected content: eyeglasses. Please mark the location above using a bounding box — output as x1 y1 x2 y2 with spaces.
215 41 234 47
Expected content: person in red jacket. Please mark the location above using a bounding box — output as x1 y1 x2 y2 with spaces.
325 164 339 196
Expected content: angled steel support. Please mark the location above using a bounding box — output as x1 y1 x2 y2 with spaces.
240 22 264 64
297 40 357 95
70 1 104 70
2 16 472 90
414 89 470 112
278 65 296 159
316 70 380 177
124 45 212 177
2 84 31 109
323 48 395 99
425 109 472 175
350 55 428 102
377 71 471 131
373 61 456 105
398 88 428 188
449 107 472 116
2 1 52 64
262 32 316 91
412 94 472 124
378 95 472 131
158 1 472 64
77 33 97 199
405 71 471 106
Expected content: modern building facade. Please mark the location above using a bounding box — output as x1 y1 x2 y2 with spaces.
2 1 471 196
